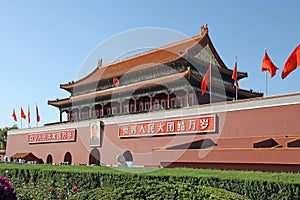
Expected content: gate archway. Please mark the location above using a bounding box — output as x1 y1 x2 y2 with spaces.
123 150 133 167
46 154 53 164
64 152 72 165
89 148 101 165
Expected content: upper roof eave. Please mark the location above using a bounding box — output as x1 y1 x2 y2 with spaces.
60 25 211 90
49 69 190 107
48 97 71 108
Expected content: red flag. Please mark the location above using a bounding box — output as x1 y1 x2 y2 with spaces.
113 77 119 87
282 45 300 79
262 52 279 78
232 62 239 89
28 105 31 124
36 104 40 123
12 108 17 122
21 107 26 119
201 65 211 95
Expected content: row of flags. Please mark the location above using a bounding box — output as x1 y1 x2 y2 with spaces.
201 60 240 97
10 45 299 126
262 45 300 79
11 104 40 126
201 44 300 96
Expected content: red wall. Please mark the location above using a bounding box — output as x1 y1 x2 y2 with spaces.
6 102 300 171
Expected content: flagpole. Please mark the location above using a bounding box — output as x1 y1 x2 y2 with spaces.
264 48 268 97
235 56 238 101
12 108 17 127
209 60 212 103
36 103 39 127
265 71 268 96
20 107 22 129
28 105 29 128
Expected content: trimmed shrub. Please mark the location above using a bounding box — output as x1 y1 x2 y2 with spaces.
0 165 299 199
69 181 248 200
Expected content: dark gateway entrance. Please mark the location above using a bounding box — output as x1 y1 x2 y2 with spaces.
89 148 100 165
46 154 53 164
123 150 133 167
64 152 72 165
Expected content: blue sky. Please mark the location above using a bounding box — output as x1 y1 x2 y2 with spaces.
0 1 299 128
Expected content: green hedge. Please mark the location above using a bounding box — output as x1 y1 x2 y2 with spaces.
0 164 299 199
69 181 248 200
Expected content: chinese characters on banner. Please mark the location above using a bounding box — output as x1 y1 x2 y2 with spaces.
119 115 216 138
28 129 76 144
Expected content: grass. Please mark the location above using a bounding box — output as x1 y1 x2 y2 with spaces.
1 163 300 184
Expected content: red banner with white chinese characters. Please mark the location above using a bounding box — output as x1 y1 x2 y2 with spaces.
28 129 76 144
119 115 216 138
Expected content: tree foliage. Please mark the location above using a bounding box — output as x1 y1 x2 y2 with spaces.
0 126 17 150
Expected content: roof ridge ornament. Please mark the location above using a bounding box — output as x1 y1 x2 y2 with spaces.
97 58 102 68
200 24 209 35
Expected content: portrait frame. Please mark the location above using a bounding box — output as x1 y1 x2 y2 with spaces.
90 121 101 147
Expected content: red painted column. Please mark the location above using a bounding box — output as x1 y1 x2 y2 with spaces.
101 105 104 117
78 108 81 120
150 96 153 110
89 106 92 118
134 99 137 112
68 110 71 121
186 90 189 107
98 106 101 117
167 93 170 108
119 101 122 114
59 109 62 122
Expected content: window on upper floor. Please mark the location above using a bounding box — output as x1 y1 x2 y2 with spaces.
107 108 111 115
130 104 135 113
154 99 160 109
170 98 176 107
112 107 117 115
139 103 144 111
161 100 166 109
145 102 150 110
189 93 195 106
123 105 129 114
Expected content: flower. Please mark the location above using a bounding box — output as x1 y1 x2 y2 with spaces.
0 176 17 200
49 186 54 191
58 193 63 197
72 185 78 191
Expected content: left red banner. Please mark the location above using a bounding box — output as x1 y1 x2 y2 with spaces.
28 129 76 144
